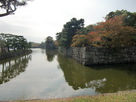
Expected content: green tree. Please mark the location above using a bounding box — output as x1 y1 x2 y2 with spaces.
0 33 6 53
45 36 56 50
11 35 18 51
56 18 84 47
0 0 31 17
5 34 13 52
27 42 32 49
76 24 95 35
56 32 67 47
17 36 28 50
0 33 29 52
39 42 46 48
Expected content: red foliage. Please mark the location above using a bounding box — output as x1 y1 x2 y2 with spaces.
87 16 136 47
88 31 101 44
71 16 136 47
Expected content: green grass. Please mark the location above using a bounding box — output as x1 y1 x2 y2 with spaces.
8 90 136 102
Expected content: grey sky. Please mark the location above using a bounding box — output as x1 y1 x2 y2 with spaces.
0 0 136 43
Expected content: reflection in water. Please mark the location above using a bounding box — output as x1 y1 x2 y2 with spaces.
0 54 31 84
0 49 136 101
57 54 136 93
45 50 57 62
85 78 107 89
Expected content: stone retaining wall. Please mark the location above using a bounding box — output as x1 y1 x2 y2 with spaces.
60 46 136 66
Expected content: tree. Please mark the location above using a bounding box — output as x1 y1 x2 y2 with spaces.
16 36 28 50
76 24 95 35
0 0 31 17
27 42 32 49
39 42 46 48
71 15 136 47
89 16 136 47
0 33 30 52
45 36 56 50
105 10 136 28
56 18 84 47
4 34 13 52
71 34 90 47
0 34 6 53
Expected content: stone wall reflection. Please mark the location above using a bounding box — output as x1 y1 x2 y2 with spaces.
57 54 136 93
0 54 31 84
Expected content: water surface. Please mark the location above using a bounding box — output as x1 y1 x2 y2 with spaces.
0 48 135 101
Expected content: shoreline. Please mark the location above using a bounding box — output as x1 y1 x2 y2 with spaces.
0 50 32 61
3 90 136 102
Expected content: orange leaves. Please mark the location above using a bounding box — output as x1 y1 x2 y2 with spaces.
94 16 124 34
88 31 101 44
71 32 101 47
71 16 136 47
90 16 136 47
71 34 90 47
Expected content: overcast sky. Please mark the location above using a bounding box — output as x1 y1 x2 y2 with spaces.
0 0 136 43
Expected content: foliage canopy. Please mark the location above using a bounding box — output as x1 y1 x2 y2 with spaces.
71 10 136 47
105 10 136 28
0 33 31 53
45 36 56 50
56 18 84 47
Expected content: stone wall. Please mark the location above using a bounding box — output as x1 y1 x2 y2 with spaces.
60 46 136 66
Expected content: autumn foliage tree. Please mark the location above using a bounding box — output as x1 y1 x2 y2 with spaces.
71 31 100 47
71 15 136 47
105 10 136 28
71 34 90 47
88 16 136 47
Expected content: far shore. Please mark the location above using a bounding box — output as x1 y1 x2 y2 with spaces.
3 90 136 102
0 50 32 61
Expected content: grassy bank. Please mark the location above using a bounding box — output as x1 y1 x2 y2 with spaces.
7 90 136 102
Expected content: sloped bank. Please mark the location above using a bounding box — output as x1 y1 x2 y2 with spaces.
59 46 136 66
0 50 32 61
5 90 136 102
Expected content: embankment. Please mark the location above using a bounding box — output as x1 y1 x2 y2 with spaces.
5 90 136 102
59 46 136 65
0 50 32 61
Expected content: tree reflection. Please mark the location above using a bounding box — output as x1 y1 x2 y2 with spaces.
45 50 57 62
57 54 136 93
0 54 31 84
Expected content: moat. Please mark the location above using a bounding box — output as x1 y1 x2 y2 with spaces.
0 48 136 101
